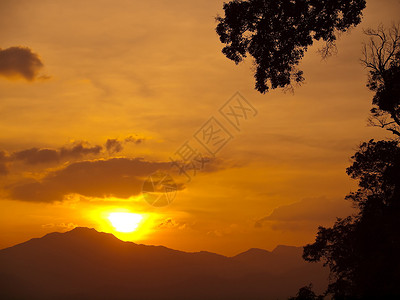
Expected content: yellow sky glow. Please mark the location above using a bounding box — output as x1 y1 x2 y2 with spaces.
108 212 143 233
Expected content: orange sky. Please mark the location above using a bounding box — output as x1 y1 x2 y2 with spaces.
1 0 399 256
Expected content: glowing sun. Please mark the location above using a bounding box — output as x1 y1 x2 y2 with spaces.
108 212 143 233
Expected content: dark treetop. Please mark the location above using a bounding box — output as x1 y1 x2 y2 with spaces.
216 0 366 93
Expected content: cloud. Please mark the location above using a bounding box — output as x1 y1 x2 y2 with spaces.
125 136 143 144
157 218 186 230
7 157 174 202
41 223 77 230
255 197 355 231
12 143 102 165
207 224 239 237
59 143 102 159
0 46 44 81
9 137 146 167
105 136 145 154
0 151 9 175
13 148 59 165
105 139 123 154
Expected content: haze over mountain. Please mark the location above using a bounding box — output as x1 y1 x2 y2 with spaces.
0 227 327 300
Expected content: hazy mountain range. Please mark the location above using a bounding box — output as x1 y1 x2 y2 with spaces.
0 227 328 299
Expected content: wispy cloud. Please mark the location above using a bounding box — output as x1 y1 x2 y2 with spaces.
255 197 355 231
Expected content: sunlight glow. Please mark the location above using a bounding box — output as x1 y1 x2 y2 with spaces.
108 212 143 233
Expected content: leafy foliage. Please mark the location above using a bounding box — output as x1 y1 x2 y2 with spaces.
283 24 400 300
289 284 324 300
216 0 366 93
303 140 400 298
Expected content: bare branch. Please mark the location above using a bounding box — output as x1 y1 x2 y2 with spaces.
386 128 400 137
367 106 400 137
361 24 400 137
362 24 400 72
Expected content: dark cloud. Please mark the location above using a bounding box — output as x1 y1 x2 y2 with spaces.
13 148 59 165
158 218 178 228
105 136 144 154
0 151 9 175
12 143 102 165
0 46 44 81
255 197 355 230
105 139 123 154
59 144 102 159
125 136 143 144
7 158 175 202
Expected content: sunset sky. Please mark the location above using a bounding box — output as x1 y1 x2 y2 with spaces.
1 0 399 256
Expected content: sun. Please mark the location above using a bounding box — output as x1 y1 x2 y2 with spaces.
108 212 143 233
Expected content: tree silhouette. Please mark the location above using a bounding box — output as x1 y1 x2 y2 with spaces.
362 25 400 137
303 140 400 298
216 0 366 93
299 25 400 299
289 284 324 300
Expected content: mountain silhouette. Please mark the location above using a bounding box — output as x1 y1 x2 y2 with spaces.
0 227 327 300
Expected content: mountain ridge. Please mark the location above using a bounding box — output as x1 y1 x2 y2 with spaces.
0 227 328 300
1 227 303 257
